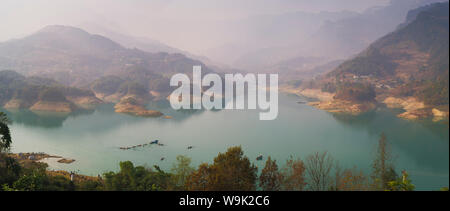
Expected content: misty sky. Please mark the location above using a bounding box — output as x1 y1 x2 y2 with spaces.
1 0 390 54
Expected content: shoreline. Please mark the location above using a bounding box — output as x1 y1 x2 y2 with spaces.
9 152 76 164
280 87 449 121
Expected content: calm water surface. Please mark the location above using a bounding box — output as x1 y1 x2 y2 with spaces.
2 94 448 190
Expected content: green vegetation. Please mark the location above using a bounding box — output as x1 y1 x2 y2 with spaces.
0 70 99 109
330 47 396 78
0 112 11 152
103 161 173 191
117 81 148 96
334 82 376 102
186 146 258 191
90 76 124 96
416 78 449 106
37 87 67 102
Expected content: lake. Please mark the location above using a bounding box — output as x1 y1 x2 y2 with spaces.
2 94 449 190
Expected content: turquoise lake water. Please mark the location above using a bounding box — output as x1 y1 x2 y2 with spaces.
2 94 448 190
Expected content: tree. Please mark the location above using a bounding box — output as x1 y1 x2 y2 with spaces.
0 112 20 187
0 153 21 187
334 166 369 191
171 155 194 189
186 146 258 191
371 133 398 190
259 156 282 191
387 170 415 191
280 156 307 191
12 166 74 191
103 161 173 191
0 112 12 152
305 152 334 191
185 163 211 191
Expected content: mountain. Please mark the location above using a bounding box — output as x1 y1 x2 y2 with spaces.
203 10 358 70
305 0 447 60
309 2 449 119
230 0 446 72
0 70 102 112
262 56 343 82
0 25 212 89
79 23 233 73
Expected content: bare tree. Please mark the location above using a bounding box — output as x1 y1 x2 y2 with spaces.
305 152 334 191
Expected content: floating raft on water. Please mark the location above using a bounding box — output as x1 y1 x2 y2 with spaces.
119 140 163 150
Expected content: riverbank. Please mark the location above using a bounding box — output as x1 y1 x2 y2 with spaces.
9 152 76 164
281 87 376 115
114 98 164 117
280 86 449 120
383 97 449 121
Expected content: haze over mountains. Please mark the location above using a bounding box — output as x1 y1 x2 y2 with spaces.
0 25 212 89
296 2 449 119
327 2 449 104
0 0 448 119
230 0 447 72
1 0 445 75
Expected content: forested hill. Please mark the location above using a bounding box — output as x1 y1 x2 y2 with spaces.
0 70 102 112
325 2 449 106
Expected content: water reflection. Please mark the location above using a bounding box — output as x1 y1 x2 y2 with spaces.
330 108 449 175
1 108 94 128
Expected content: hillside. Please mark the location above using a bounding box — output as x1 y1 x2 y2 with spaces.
0 70 102 112
0 25 213 89
304 2 449 119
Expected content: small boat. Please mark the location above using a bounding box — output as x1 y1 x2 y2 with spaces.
256 155 263 161
187 146 193 150
137 144 142 147
150 140 159 145
160 157 165 161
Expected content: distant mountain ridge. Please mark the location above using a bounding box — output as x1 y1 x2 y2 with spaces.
0 25 212 89
328 2 449 102
307 2 449 120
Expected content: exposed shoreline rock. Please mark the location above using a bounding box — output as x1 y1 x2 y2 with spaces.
383 97 449 121
9 152 75 164
309 100 377 115
66 96 103 110
114 97 163 117
281 88 376 115
281 87 448 120
57 158 76 164
3 99 33 109
29 101 76 113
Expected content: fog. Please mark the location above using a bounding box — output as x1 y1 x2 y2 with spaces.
1 0 389 54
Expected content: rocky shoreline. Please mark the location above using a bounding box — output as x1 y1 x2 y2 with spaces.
9 152 76 164
281 87 449 121
114 96 163 118
383 97 449 121
298 88 377 115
